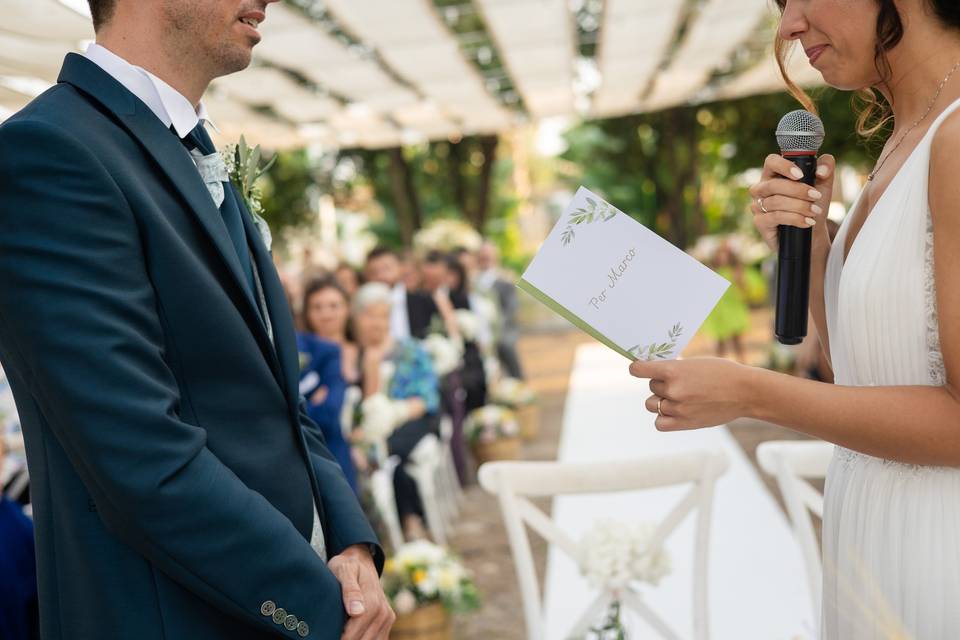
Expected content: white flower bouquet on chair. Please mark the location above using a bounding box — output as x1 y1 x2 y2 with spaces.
421 333 465 378
576 519 672 640
465 405 522 466
491 377 540 441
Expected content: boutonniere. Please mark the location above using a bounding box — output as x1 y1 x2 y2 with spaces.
223 135 277 250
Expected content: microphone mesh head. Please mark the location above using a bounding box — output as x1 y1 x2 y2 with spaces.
776 110 825 153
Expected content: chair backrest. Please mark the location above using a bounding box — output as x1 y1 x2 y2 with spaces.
756 440 833 622
479 449 729 640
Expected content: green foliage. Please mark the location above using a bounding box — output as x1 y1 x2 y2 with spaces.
561 88 886 244
629 323 684 361
337 136 518 249
257 149 317 237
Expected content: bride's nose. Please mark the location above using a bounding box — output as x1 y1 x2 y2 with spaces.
778 0 809 42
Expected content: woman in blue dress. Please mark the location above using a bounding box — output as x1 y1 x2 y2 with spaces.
297 278 356 492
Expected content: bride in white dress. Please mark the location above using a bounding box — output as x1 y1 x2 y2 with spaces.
629 1 960 638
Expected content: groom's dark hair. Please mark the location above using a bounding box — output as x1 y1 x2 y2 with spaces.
87 0 117 31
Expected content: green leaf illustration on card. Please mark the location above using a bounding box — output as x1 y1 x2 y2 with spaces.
628 323 685 361
561 197 618 247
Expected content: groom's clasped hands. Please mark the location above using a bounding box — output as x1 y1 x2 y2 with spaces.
328 546 396 640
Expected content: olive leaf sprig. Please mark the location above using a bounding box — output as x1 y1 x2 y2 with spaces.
629 323 684 361
222 135 276 217
561 196 618 247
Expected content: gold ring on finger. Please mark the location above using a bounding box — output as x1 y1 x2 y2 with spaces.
657 397 665 417
757 197 769 214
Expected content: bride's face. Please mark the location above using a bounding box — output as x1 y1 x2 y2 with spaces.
777 0 884 91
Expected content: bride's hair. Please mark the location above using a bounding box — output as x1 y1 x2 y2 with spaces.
774 0 960 139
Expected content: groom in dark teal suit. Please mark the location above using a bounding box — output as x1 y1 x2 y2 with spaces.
0 1 395 639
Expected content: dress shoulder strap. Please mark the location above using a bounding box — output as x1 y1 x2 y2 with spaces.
924 95 960 145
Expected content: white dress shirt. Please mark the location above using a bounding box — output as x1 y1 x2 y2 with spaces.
84 43 211 138
390 283 411 341
83 43 327 562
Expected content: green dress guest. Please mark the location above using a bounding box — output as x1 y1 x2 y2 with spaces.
702 242 766 362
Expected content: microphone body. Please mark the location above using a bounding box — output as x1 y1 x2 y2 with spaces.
774 110 825 346
775 153 816 345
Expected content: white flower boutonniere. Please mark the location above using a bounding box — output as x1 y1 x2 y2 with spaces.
223 135 276 250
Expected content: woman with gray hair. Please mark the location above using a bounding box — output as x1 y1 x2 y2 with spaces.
351 283 441 540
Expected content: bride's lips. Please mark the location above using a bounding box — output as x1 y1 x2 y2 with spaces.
805 44 828 65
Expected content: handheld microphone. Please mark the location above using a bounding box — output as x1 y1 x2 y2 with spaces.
774 110 825 345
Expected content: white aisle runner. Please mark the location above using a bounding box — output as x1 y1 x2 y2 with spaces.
542 344 814 639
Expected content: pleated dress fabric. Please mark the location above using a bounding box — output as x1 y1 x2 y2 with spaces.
820 97 960 639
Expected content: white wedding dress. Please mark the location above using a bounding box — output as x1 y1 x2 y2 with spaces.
820 96 960 639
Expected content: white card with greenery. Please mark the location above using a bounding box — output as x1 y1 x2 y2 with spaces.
518 187 729 361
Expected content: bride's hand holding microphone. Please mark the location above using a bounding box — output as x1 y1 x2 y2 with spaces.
749 153 836 255
630 154 836 431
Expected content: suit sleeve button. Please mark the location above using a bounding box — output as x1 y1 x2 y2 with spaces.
284 614 299 631
297 621 310 637
272 608 287 625
260 601 276 617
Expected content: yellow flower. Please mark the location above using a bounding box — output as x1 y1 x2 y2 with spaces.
437 568 459 592
412 569 427 585
384 559 396 574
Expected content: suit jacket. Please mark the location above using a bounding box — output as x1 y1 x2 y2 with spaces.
492 278 520 343
0 53 382 640
405 290 440 340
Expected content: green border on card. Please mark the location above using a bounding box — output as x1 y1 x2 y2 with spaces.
516 278 635 361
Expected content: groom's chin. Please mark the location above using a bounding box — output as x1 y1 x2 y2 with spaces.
213 46 255 78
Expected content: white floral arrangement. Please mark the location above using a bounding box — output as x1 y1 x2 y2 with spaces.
382 541 480 615
454 309 481 342
413 219 483 252
421 333 465 378
464 405 520 445
470 294 499 349
357 393 407 442
578 520 671 591
491 377 536 409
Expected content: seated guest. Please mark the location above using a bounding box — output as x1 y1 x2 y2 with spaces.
399 249 422 293
365 246 453 340
352 283 440 540
297 281 354 492
334 262 362 299
0 437 38 640
419 251 450 298
476 241 525 379
446 257 489 413
303 277 360 385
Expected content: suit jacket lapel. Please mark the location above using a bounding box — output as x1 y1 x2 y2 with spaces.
239 206 301 411
57 54 281 381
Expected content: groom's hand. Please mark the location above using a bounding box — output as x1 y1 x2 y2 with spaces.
328 545 395 640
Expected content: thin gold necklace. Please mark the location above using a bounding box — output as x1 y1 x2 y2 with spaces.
868 59 960 181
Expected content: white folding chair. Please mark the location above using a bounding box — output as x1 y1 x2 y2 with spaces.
479 450 729 640
406 434 450 545
369 457 405 552
437 416 463 521
756 440 833 623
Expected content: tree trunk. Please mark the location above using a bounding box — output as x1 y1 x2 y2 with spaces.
387 147 424 246
387 147 417 245
469 135 499 232
661 108 698 250
447 140 467 215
